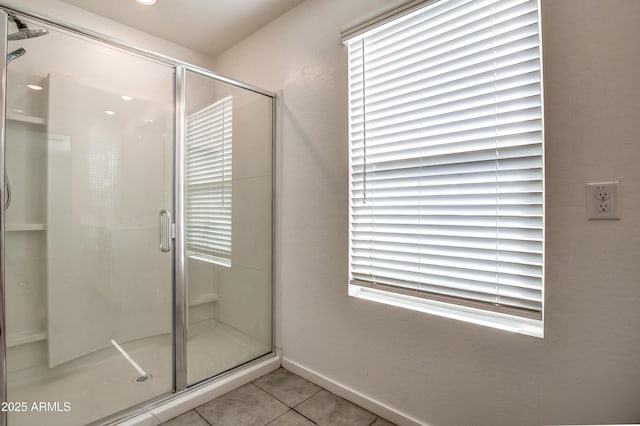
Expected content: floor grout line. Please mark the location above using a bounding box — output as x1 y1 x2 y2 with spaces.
263 409 285 426
263 408 293 426
257 384 323 409
245 381 296 410
193 408 212 426
251 369 324 409
291 407 319 425
292 387 323 408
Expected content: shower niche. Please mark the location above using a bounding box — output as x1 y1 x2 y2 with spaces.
4 69 49 372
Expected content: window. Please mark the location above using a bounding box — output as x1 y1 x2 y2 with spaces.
185 96 233 266
345 0 544 336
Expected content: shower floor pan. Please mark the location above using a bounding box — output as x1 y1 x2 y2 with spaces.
6 319 270 426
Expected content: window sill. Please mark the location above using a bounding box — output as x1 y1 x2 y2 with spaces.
349 284 543 338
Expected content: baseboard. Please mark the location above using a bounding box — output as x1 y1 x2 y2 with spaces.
282 358 426 426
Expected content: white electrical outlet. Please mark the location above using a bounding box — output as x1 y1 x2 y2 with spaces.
587 181 620 220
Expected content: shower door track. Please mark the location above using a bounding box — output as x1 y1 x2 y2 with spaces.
0 4 278 426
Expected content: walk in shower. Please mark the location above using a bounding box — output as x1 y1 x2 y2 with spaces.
0 6 275 426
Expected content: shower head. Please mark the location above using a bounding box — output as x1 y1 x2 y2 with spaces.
7 14 48 40
6 48 26 64
9 27 48 40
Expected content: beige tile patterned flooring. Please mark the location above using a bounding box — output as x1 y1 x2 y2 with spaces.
161 368 396 426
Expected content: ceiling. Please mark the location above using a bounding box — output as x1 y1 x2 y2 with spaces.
60 0 305 57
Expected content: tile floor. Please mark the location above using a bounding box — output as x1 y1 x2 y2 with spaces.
161 368 396 426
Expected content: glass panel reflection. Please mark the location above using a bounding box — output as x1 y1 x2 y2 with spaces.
4 16 174 426
184 71 273 386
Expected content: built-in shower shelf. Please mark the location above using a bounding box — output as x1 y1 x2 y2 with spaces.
7 331 47 348
188 293 219 307
7 113 46 125
5 223 46 231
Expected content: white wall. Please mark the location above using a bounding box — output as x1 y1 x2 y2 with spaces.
212 0 640 425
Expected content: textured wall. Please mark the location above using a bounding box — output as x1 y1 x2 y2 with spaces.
212 0 640 425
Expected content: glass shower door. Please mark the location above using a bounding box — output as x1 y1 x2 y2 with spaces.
182 70 273 385
3 14 175 426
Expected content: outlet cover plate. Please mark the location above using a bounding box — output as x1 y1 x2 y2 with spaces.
587 181 620 220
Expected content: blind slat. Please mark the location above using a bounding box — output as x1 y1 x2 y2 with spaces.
186 96 233 265
348 0 543 319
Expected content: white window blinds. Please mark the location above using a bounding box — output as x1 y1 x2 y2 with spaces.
347 0 544 319
185 96 233 266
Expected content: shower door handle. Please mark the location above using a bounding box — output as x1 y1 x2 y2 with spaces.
159 209 172 252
